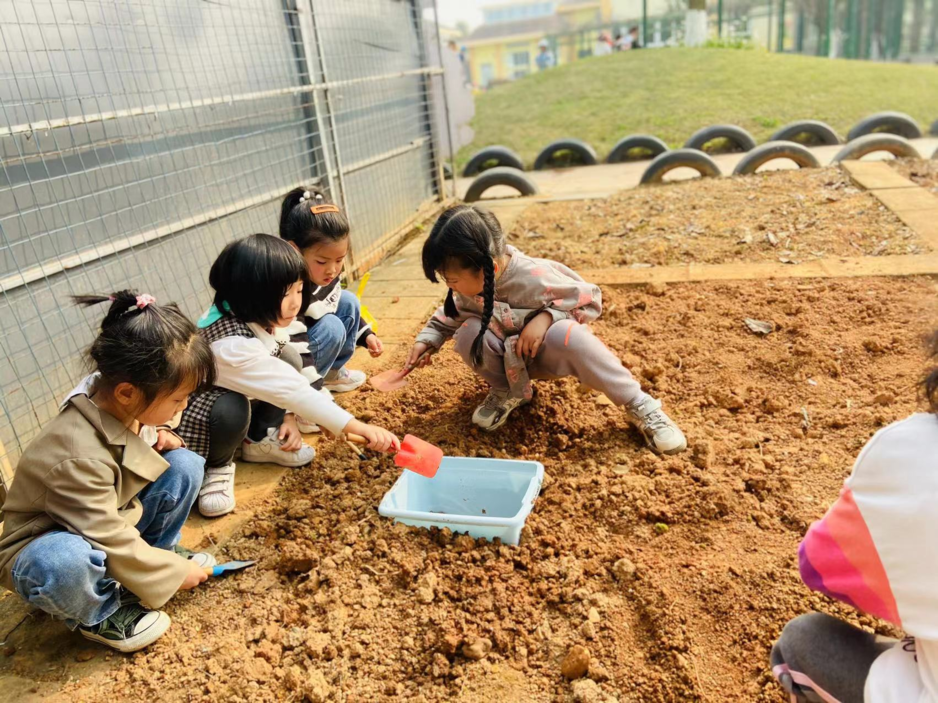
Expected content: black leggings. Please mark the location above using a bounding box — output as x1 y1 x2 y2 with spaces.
205 344 303 468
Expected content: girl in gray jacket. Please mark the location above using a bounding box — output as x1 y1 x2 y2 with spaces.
408 205 686 454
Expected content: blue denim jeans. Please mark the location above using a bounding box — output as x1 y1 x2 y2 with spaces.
10 448 203 628
307 289 362 377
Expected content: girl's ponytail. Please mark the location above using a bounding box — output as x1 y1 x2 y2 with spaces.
73 291 215 406
279 184 349 249
74 290 152 332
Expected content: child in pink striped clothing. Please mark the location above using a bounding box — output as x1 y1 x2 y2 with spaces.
407 204 686 455
771 336 938 702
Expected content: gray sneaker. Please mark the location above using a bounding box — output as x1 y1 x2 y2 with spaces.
80 601 171 652
626 396 687 455
324 367 366 393
471 388 530 432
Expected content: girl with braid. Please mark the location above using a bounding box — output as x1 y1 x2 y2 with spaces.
407 205 687 454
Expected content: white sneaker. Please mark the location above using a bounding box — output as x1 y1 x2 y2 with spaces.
626 396 687 455
471 388 530 432
241 427 316 467
323 367 366 393
198 463 236 517
295 388 333 433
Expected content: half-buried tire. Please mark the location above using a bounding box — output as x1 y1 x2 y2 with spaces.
732 141 821 176
533 138 598 170
846 111 923 141
640 149 722 185
606 134 669 163
831 134 921 163
684 124 757 153
462 146 525 177
464 167 539 202
769 120 841 146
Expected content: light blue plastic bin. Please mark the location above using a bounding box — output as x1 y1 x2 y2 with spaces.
378 457 544 546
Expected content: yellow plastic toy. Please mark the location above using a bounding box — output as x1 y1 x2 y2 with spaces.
356 272 378 333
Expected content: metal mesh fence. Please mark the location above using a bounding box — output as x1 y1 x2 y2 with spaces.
0 0 448 490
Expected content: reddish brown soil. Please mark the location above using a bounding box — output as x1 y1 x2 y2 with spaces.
510 168 924 269
891 157 938 195
53 273 935 703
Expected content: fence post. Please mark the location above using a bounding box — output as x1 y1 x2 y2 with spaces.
306 1 355 273
777 0 787 50
717 0 723 37
430 0 457 201
408 1 443 202
643 0 649 44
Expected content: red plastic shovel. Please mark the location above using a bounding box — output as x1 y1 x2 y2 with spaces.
370 349 434 392
347 433 443 478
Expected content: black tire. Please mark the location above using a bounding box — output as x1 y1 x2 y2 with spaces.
640 149 722 185
683 124 757 153
462 146 525 177
930 119 938 137
606 134 669 163
831 134 922 163
732 141 821 176
463 167 539 202
846 111 923 141
769 120 841 146
533 139 598 170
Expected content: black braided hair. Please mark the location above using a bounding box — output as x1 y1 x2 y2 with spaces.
421 205 506 367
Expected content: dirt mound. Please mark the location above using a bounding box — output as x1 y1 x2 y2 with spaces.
55 276 933 702
510 167 924 270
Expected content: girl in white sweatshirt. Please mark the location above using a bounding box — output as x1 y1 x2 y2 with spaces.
177 234 398 518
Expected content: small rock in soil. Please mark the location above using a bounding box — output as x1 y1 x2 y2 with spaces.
571 677 602 702
744 318 775 336
75 650 96 663
2 646 15 657
462 636 492 661
612 558 637 582
561 644 591 679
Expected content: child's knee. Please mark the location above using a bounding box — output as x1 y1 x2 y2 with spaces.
211 392 251 437
312 314 348 349
337 289 361 317
162 449 205 492
15 534 103 589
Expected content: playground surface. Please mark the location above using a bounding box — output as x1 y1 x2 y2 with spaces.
2 159 937 702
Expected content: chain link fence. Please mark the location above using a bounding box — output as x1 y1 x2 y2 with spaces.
0 0 452 494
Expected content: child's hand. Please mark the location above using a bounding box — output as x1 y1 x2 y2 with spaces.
279 415 304 452
343 419 400 453
365 333 384 358
155 430 183 452
179 560 209 591
406 342 434 370
518 311 553 360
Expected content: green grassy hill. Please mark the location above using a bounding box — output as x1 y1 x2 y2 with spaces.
456 48 938 169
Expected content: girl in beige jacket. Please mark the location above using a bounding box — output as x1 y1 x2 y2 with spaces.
0 291 216 652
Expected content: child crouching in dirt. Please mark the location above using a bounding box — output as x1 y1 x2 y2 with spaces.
770 335 938 702
279 186 384 410
406 204 686 455
0 292 217 652
176 234 398 518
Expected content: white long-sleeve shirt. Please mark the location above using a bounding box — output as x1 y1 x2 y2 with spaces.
210 322 353 435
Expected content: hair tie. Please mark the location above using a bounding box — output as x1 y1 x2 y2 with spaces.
311 204 340 215
314 193 324 202
134 294 155 311
299 190 311 203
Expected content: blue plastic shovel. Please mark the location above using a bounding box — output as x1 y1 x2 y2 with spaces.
203 560 256 577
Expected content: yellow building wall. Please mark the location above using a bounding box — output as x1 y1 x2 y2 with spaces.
468 38 545 85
